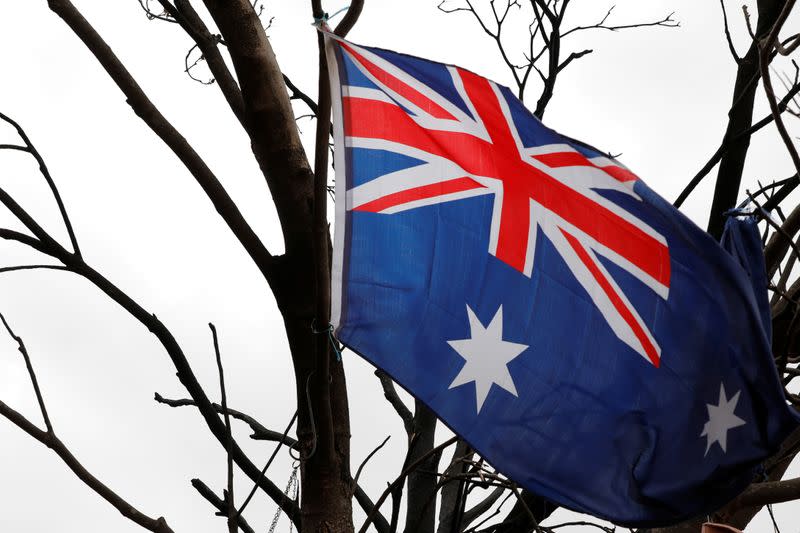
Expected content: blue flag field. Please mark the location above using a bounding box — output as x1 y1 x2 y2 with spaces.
323 31 799 526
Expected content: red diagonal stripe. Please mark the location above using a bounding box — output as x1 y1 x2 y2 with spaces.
454 70 670 286
599 165 638 182
340 42 456 120
533 153 638 183
561 229 660 367
354 177 485 213
344 97 493 174
534 152 593 168
530 170 670 286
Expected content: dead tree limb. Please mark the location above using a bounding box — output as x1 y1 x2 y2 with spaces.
0 313 175 533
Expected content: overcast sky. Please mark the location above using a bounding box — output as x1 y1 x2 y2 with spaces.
0 1 799 532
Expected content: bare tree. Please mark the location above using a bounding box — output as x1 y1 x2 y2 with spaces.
2 2 800 533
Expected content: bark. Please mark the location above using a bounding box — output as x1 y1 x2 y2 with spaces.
404 401 439 533
198 2 353 530
437 440 472 533
706 0 786 238
480 490 556 533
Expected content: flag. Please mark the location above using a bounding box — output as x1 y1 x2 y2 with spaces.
323 32 799 526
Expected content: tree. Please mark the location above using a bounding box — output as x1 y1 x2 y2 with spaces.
0 1 799 532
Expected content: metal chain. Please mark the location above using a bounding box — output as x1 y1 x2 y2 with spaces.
268 463 300 533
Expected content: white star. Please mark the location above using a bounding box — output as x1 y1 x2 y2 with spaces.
700 384 747 456
447 305 528 413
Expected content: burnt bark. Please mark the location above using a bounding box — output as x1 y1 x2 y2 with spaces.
403 401 439 533
197 1 355 530
706 0 787 238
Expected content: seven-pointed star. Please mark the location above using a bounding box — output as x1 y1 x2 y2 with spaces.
447 305 528 413
701 383 747 456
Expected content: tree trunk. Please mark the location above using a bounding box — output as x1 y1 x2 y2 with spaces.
404 401 439 533
706 0 786 238
199 2 354 530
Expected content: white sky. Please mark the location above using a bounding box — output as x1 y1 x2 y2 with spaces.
0 1 799 532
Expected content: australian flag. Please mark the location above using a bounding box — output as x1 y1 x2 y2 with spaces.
323 31 799 526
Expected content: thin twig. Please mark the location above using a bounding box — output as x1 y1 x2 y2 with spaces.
358 436 458 533
237 411 297 516
0 112 81 257
375 369 413 434
759 0 800 180
191 479 255 533
675 80 800 207
560 7 678 37
0 264 70 275
719 0 740 63
210 323 236 533
510 484 543 533
0 312 52 432
46 0 274 278
0 312 174 533
352 435 391 491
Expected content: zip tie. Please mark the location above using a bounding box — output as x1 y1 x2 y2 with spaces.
328 328 343 361
311 5 350 27
311 319 343 361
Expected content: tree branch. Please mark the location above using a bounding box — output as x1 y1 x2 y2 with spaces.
210 323 237 533
155 0 246 126
153 392 389 531
191 478 255 533
675 78 800 208
358 436 458 533
46 0 274 280
0 112 81 256
375 369 414 434
353 435 391 490
0 313 174 533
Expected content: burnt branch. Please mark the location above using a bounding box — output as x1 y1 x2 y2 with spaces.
358 436 458 533
719 0 741 63
461 485 508 529
439 0 677 118
333 0 365 38
155 0 246 126
705 0 788 237
0 264 69 274
547 521 615 532
404 401 439 533
183 44 215 85
284 73 320 120
376 369 414 434
0 112 81 257
759 0 800 181
0 134 298 523
154 393 295 444
560 6 678 38
137 0 177 23
210 324 237 533
0 312 52 432
352 435 391 491
46 0 274 279
0 312 174 533
153 392 389 532
191 479 255 533
675 77 800 208
236 410 297 517
437 439 472 533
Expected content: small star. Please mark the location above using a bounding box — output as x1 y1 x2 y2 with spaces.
701 384 747 456
447 305 528 413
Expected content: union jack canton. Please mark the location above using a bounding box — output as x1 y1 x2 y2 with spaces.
324 31 798 527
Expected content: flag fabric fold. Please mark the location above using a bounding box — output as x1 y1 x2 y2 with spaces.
323 31 799 526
